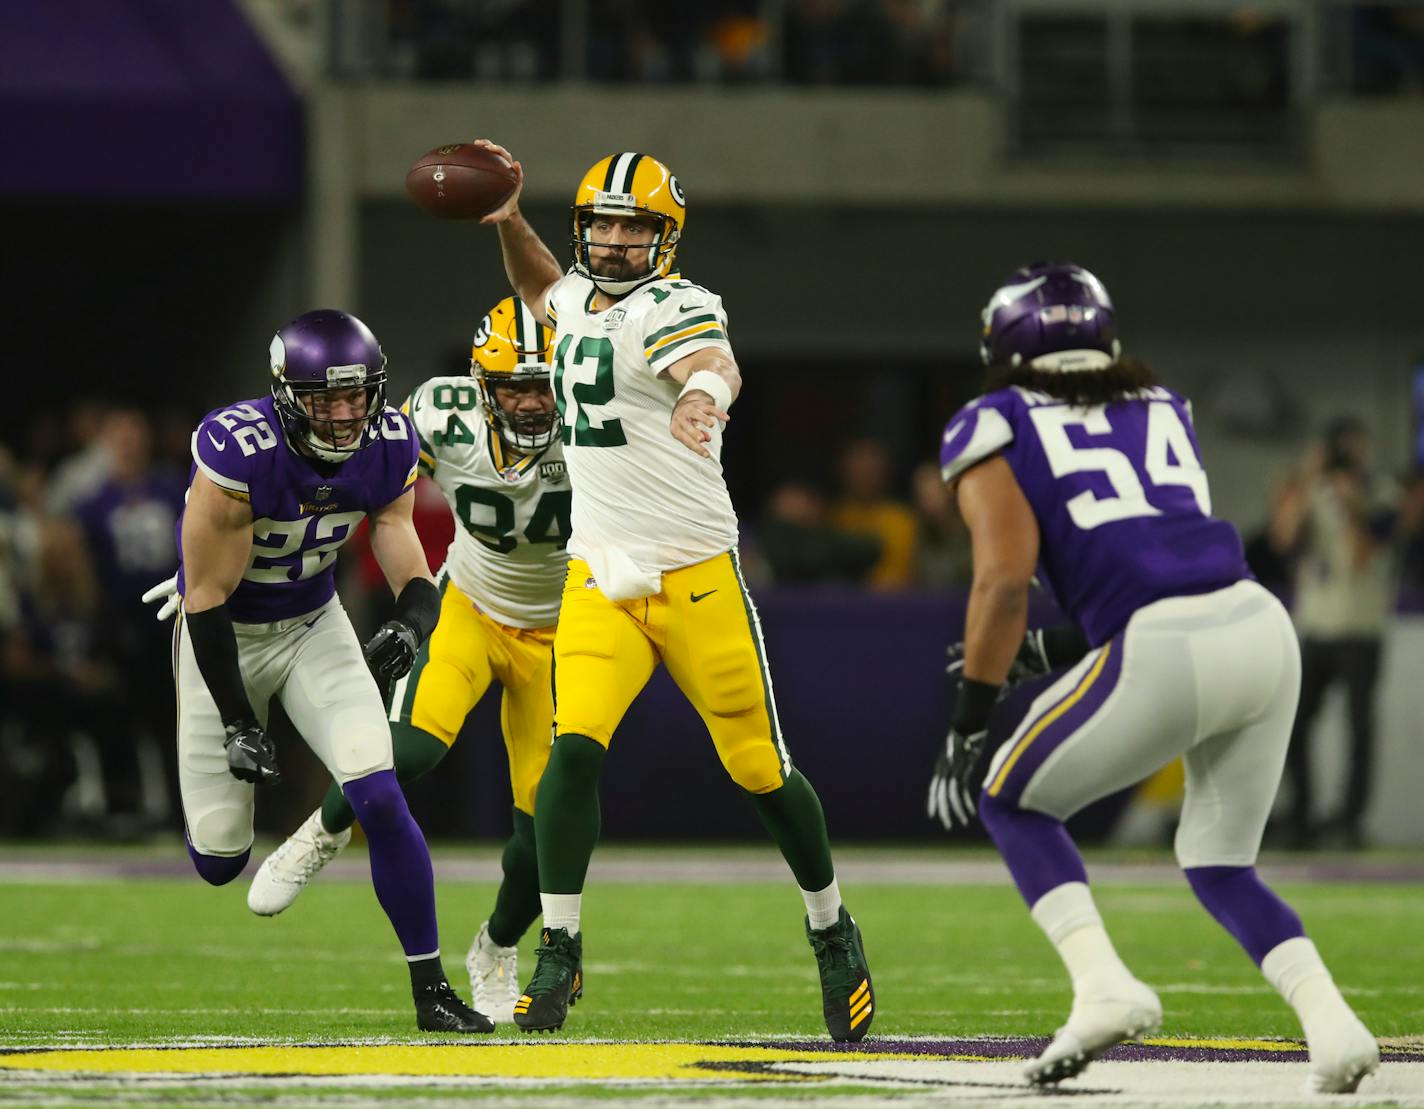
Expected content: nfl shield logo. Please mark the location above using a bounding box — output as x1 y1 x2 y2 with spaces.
314 485 333 501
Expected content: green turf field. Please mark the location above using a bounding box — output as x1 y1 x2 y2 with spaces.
2 846 1421 1106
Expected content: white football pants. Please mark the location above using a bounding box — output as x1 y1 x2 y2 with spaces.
983 580 1300 868
174 596 394 856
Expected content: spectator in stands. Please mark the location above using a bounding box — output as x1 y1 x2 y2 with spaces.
5 517 132 834
831 438 918 589
43 402 109 515
72 409 186 826
1269 417 1400 848
1351 2 1424 95
759 479 881 584
911 460 972 587
1397 468 1424 588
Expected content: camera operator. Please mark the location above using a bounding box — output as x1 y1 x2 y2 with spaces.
1269 417 1400 848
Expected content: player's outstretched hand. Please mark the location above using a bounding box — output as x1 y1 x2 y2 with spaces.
926 726 988 831
141 575 181 622
224 721 280 785
472 139 524 224
946 628 1053 687
364 619 420 691
670 393 729 459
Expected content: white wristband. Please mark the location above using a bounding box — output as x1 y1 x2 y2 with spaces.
679 369 732 412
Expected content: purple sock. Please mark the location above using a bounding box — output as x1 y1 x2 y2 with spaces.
979 792 1088 906
1184 865 1304 965
343 770 439 958
185 837 249 886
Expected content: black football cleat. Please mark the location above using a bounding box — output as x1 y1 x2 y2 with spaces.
414 979 495 1033
807 906 875 1042
513 927 583 1032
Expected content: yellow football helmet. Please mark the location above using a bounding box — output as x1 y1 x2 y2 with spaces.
570 152 686 296
470 296 560 454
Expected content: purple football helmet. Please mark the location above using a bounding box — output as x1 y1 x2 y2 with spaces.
980 262 1120 372
269 309 388 463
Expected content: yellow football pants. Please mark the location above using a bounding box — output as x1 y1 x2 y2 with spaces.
553 550 791 793
388 577 555 814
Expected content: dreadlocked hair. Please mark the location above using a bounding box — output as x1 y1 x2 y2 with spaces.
983 356 1159 407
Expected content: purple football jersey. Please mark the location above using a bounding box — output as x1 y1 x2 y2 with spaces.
175 395 419 623
940 385 1248 645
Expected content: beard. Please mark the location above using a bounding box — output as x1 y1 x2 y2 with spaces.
590 250 650 279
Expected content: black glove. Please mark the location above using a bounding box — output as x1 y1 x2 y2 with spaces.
946 627 1058 687
926 725 988 831
224 721 280 786
364 619 420 692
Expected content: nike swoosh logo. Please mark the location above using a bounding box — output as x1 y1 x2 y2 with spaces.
302 612 326 630
690 589 718 603
679 303 708 313
207 432 227 452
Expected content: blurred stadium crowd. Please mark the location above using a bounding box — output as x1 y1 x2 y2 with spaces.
4 397 1424 843
370 1 1424 93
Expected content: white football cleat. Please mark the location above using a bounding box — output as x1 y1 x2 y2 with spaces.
1025 976 1162 1086
1306 1014 1379 1094
466 920 519 1025
247 809 351 916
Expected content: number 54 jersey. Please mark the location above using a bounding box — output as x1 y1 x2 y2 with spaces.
405 377 570 628
940 385 1249 646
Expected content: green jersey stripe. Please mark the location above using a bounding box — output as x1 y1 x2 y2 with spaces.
648 330 728 364
644 314 720 346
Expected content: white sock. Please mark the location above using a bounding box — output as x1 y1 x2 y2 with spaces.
1262 937 1355 1032
540 893 582 933
802 878 843 930
1031 881 1131 986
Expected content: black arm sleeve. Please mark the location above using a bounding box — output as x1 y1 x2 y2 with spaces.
952 677 1002 735
1041 624 1092 669
184 605 257 729
393 578 441 643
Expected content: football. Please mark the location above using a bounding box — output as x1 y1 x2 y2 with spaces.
405 143 518 220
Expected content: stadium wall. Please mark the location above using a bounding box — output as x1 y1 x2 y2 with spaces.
403 592 1424 848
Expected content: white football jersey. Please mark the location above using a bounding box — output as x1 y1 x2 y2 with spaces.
404 377 570 628
544 272 739 575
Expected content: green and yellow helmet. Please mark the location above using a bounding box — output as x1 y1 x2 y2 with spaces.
470 296 560 453
570 152 685 296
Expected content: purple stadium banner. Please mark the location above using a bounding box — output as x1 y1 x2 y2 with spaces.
0 0 302 201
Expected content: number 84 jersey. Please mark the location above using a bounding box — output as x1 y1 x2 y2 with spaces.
405 377 570 629
939 385 1249 646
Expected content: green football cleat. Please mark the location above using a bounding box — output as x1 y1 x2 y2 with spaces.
807 906 874 1042
513 927 583 1032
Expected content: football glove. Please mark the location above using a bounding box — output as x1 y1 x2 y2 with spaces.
224 721 280 786
926 725 988 831
946 628 1053 687
141 575 181 622
364 619 420 693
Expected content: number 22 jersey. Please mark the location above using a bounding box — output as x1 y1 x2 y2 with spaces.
175 394 419 623
939 384 1248 646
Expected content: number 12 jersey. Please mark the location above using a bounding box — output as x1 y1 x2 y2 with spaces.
544 272 740 575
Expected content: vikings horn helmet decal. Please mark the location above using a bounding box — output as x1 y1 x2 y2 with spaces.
980 262 1121 373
